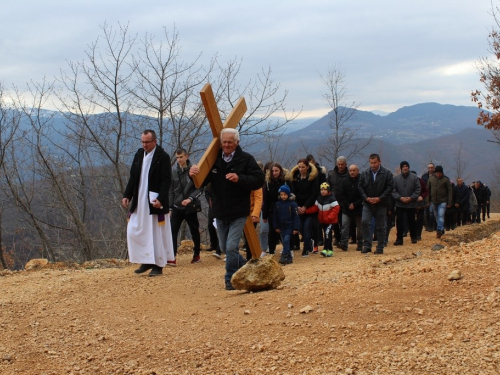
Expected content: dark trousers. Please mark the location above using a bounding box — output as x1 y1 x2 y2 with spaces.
322 224 334 250
268 216 280 254
396 207 417 241
170 207 201 257
362 205 387 251
416 208 425 237
207 207 219 249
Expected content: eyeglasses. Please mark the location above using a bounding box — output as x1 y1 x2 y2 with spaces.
141 140 155 145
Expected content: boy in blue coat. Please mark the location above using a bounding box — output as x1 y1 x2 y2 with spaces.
273 185 300 265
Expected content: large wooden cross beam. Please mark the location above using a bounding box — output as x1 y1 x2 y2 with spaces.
193 83 262 259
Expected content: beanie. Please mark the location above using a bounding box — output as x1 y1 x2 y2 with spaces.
320 182 330 191
278 185 291 196
400 161 410 169
435 165 443 173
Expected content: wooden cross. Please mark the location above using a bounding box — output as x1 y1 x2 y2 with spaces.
192 83 262 259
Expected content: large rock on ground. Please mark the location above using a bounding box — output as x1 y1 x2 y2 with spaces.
25 258 49 271
231 255 285 291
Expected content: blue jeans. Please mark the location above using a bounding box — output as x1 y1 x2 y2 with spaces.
259 213 269 252
299 215 314 251
361 204 387 251
281 234 291 256
431 202 447 232
216 217 247 283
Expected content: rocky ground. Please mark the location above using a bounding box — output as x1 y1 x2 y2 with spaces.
1 214 500 375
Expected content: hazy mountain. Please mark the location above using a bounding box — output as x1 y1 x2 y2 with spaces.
285 102 485 145
249 103 498 187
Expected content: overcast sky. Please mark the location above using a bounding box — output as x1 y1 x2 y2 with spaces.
0 0 496 118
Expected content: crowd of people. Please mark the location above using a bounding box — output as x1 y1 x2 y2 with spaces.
122 129 493 289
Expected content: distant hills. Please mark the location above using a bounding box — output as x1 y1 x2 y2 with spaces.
249 102 499 187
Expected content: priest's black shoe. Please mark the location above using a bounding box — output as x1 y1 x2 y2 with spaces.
148 265 163 277
134 264 154 274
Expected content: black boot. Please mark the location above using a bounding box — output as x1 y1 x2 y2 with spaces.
134 264 154 274
148 265 163 276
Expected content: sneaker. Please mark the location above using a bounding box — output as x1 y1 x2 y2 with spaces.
374 249 384 254
320 249 329 257
166 260 177 267
301 250 309 258
212 252 221 259
325 250 334 257
361 248 371 254
191 255 201 264
311 247 319 254
225 282 235 291
223 257 226 262
260 251 267 258
436 230 442 239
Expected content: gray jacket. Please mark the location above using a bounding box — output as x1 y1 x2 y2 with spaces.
391 172 421 208
169 159 203 210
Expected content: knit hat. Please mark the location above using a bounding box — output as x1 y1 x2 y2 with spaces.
320 182 330 191
435 165 444 173
278 185 291 196
400 161 410 169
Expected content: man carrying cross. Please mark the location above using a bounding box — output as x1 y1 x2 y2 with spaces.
190 128 264 290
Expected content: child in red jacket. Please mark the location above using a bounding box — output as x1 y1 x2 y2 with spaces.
307 182 340 257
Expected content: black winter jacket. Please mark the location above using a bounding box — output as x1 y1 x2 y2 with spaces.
358 166 394 207
202 146 264 221
123 146 171 215
337 175 363 217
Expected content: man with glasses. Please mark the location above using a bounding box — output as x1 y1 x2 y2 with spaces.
122 130 175 276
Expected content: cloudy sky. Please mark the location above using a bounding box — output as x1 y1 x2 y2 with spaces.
0 0 496 118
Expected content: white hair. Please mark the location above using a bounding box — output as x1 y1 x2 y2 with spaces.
337 156 347 164
220 128 240 142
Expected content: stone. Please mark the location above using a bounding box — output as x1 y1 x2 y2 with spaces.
230 256 285 291
299 305 314 313
432 244 445 251
25 258 49 271
447 270 462 281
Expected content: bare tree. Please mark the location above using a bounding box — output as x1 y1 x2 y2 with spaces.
317 64 372 164
450 141 470 181
213 60 300 149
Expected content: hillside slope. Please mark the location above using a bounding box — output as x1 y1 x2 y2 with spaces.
1 216 499 374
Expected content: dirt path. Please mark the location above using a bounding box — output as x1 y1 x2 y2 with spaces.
1 215 500 374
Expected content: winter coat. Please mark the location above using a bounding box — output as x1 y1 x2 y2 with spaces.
327 166 348 198
250 188 263 218
262 169 292 221
337 174 363 217
456 183 470 208
169 159 203 210
307 193 340 224
427 174 452 206
391 172 421 209
358 165 395 207
201 145 264 221
123 146 171 215
290 163 319 209
273 198 300 236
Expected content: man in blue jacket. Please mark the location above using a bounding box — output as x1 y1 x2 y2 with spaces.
358 154 394 254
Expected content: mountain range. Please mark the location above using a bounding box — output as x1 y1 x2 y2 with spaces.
249 102 499 188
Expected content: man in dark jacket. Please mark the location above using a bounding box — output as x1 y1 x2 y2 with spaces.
337 164 363 251
455 178 470 226
358 154 394 254
426 165 452 237
327 156 348 246
391 161 421 245
190 128 264 290
473 181 486 223
122 129 175 276
169 148 204 263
